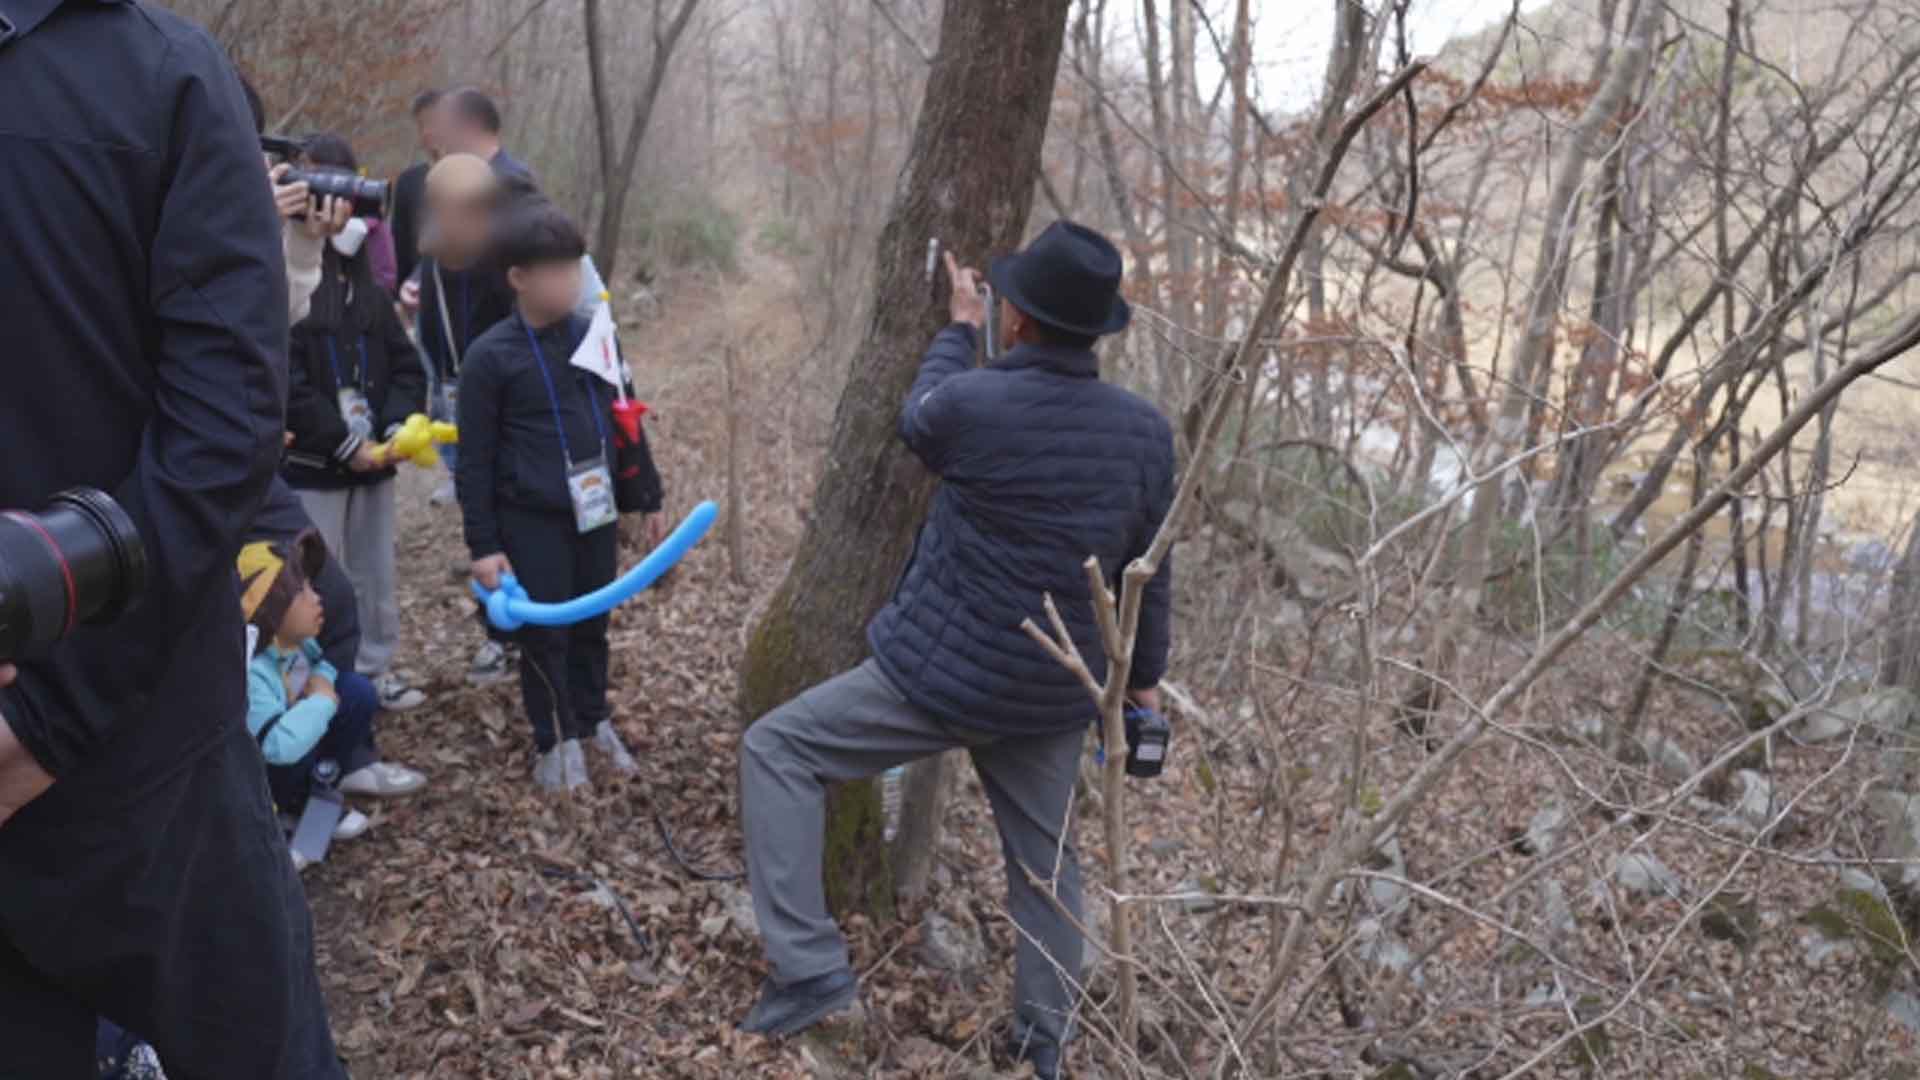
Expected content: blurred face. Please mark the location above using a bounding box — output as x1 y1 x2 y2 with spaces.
428 191 495 269
279 581 325 644
443 112 484 156
509 259 585 323
417 102 449 159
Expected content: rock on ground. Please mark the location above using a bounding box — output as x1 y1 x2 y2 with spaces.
1614 852 1683 899
1732 769 1777 831
918 911 988 974
1525 800 1570 857
1640 734 1698 784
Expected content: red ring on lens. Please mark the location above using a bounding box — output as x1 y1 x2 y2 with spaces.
4 511 77 637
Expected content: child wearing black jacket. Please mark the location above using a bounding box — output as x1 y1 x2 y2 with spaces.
456 200 663 791
284 133 431 716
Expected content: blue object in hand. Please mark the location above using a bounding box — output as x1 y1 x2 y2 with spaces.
473 500 719 630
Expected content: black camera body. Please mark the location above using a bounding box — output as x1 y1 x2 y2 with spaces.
0 489 148 664
1124 703 1171 779
260 134 391 219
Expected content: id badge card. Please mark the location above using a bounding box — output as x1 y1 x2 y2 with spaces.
436 380 459 423
338 388 374 441
567 456 618 534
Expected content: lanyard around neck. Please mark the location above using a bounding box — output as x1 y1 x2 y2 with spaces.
522 318 607 467
324 335 368 392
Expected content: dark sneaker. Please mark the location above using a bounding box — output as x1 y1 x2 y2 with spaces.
738 968 858 1038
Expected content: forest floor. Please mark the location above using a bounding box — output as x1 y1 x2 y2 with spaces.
303 272 1920 1079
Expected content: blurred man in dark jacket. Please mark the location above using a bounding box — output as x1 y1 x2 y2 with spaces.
737 222 1176 1079
444 86 537 197
390 87 445 290
0 1 343 1074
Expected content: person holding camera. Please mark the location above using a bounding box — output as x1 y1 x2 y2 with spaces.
0 1 344 1076
241 77 370 682
736 223 1176 1079
283 132 434 717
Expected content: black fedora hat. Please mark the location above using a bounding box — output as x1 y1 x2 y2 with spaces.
988 220 1132 339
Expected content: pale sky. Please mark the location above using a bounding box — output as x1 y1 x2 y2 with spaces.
1173 0 1555 110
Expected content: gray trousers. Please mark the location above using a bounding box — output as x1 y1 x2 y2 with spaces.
298 479 400 676
740 659 1085 1047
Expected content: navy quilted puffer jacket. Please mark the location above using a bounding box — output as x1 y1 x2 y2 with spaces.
868 323 1177 735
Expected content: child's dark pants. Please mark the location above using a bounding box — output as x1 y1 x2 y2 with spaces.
267 670 379 812
498 504 617 752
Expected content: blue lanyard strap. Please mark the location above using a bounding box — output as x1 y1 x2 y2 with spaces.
324 335 368 392
522 318 608 467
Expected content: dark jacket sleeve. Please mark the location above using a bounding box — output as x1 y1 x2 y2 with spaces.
391 166 424 287
380 302 427 436
455 341 505 559
1128 422 1177 690
1 36 287 777
286 331 358 466
897 323 980 473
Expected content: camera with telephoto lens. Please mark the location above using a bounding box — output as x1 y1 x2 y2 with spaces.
0 490 149 664
260 134 391 219
1123 703 1171 779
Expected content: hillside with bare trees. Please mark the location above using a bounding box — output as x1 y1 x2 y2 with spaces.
155 0 1920 1075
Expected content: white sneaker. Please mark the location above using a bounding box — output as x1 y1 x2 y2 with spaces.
291 847 311 872
467 641 515 687
533 743 568 791
340 761 428 798
332 808 371 841
374 672 428 712
561 738 592 791
591 720 639 775
430 479 457 505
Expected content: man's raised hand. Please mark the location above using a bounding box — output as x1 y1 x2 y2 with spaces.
944 252 987 330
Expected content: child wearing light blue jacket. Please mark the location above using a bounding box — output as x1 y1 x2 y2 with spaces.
239 532 427 844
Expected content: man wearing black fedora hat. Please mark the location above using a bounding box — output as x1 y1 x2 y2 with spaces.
738 221 1176 1076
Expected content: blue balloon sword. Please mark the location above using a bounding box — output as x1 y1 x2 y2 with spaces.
472 500 719 630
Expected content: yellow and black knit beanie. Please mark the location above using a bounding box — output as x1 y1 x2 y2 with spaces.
237 530 326 653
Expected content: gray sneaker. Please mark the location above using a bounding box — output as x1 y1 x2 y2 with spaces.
467 641 515 687
560 738 592 791
591 720 639 775
374 672 428 712
533 743 568 791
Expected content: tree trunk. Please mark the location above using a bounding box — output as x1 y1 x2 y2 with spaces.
584 0 702 280
739 0 1073 924
891 751 959 900
724 344 749 586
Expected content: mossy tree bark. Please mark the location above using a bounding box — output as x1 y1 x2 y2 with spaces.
738 0 1074 923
